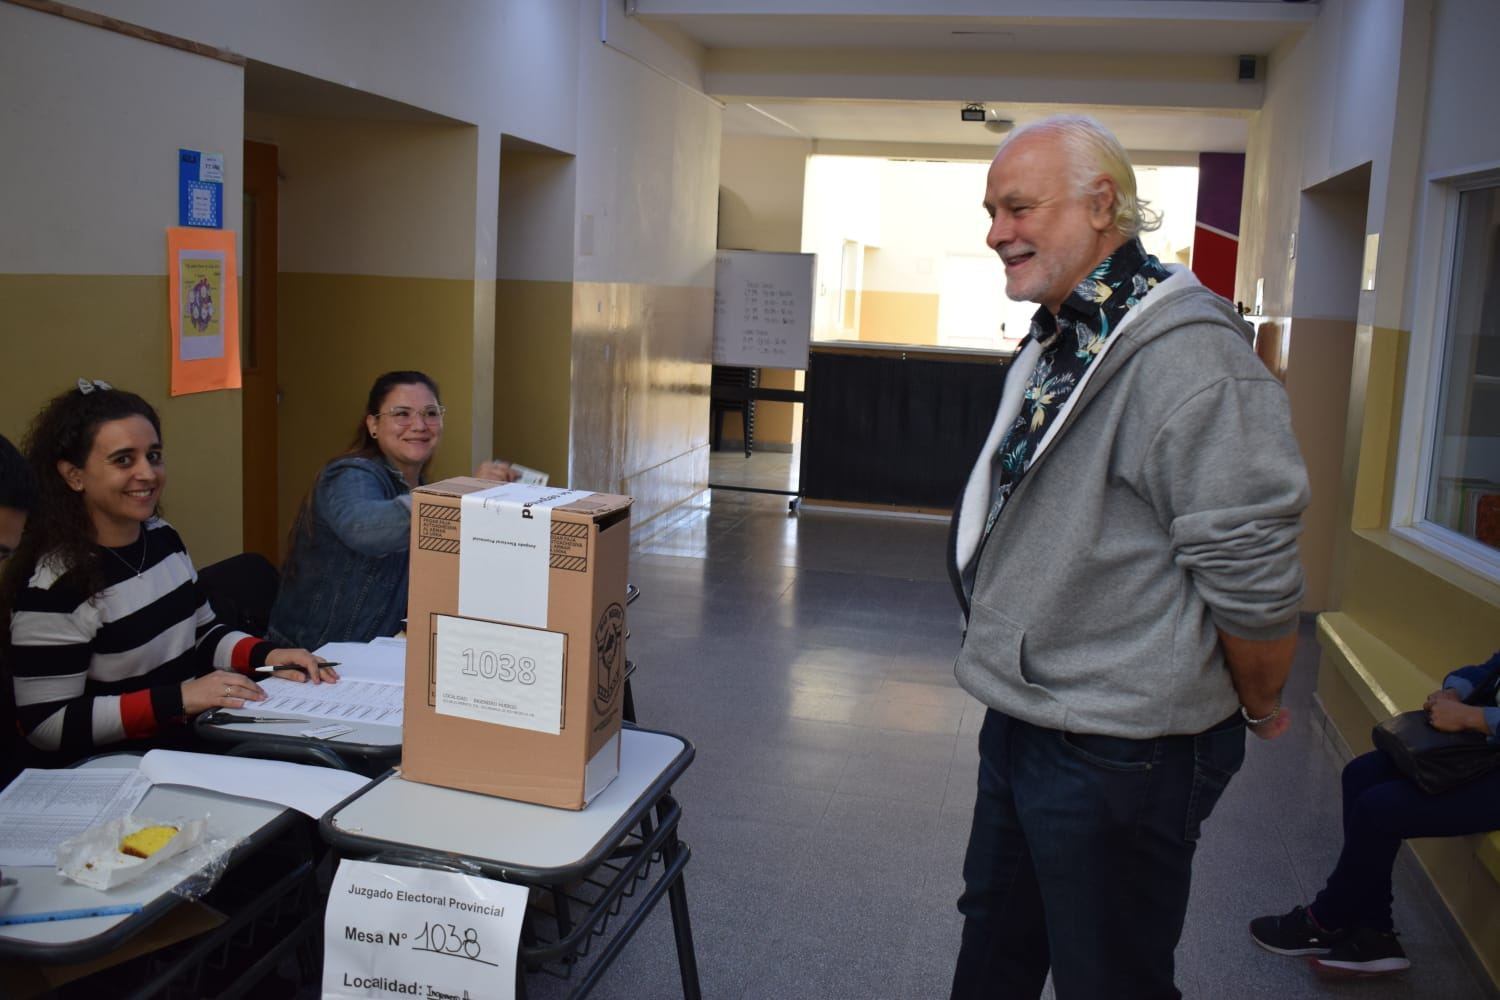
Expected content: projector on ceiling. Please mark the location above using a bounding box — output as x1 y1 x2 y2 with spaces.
960 103 1014 134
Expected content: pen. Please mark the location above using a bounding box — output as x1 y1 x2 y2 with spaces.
255 661 339 674
202 711 306 726
0 903 143 926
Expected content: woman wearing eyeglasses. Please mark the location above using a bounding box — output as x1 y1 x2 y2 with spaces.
268 371 517 650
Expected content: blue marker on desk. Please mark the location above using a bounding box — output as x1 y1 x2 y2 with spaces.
0 903 142 926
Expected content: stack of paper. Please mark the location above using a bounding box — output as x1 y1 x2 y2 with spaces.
251 638 406 725
0 769 150 867
139 751 368 818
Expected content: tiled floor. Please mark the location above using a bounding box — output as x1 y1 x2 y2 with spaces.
536 489 1497 999
708 448 799 495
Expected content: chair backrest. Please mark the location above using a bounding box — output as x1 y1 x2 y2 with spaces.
198 553 280 636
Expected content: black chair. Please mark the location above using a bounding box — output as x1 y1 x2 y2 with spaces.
709 365 757 457
197 553 280 636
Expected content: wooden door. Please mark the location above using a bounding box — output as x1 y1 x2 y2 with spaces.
241 140 280 561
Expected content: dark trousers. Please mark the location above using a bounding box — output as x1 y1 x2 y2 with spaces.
950 709 1245 1000
1311 748 1500 933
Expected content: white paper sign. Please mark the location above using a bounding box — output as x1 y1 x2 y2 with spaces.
199 152 224 183
458 484 590 627
712 249 814 369
434 614 566 735
323 859 527 1000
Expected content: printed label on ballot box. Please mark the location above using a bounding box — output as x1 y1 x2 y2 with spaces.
433 614 565 735
323 859 527 999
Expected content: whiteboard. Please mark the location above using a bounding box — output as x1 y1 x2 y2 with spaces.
712 250 814 370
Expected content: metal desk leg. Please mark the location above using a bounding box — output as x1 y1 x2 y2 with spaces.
659 801 701 1000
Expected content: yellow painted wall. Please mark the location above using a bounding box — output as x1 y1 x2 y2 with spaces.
0 275 245 566
275 274 478 549
756 369 798 447
494 279 572 484
1282 317 1356 611
858 289 941 346
1232 0 1500 980
1314 315 1500 981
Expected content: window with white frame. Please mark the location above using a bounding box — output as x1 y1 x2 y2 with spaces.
1418 181 1500 557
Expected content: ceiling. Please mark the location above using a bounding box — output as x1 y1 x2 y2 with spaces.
640 2 1309 154
651 14 1309 56
722 99 1251 153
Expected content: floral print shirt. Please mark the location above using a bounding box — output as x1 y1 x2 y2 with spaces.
984 238 1171 535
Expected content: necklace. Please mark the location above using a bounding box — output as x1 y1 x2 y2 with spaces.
105 529 148 578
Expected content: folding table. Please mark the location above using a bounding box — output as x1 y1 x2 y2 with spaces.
320 726 699 999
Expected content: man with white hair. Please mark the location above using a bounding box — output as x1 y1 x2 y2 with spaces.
947 115 1309 998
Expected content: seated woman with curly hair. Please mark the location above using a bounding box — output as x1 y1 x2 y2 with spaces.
4 381 335 765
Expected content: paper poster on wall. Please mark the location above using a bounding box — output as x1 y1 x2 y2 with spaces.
178 148 223 229
167 227 241 396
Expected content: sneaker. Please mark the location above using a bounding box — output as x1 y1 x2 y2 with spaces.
1310 927 1410 977
1249 905 1340 956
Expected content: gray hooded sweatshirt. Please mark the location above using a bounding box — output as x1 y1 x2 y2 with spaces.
950 266 1309 739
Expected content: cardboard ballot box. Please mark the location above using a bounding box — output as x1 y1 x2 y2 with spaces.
402 479 631 809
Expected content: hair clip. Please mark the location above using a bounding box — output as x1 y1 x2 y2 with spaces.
76 378 113 395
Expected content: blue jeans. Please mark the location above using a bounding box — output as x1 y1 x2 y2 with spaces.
1311 749 1500 933
951 709 1245 1000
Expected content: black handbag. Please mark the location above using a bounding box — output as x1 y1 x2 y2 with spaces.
1371 667 1500 795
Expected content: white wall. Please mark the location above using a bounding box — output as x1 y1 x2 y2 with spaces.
568 1 722 518
64 0 585 283
498 149 579 284
719 134 811 253
0 4 244 274
573 42 721 286
498 1 582 156
1237 0 1429 329
243 114 479 280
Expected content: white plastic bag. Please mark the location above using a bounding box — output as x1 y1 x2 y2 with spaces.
56 815 209 891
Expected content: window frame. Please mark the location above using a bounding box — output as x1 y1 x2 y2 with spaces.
1391 159 1500 581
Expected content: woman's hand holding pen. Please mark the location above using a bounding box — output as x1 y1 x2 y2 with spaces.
262 649 340 684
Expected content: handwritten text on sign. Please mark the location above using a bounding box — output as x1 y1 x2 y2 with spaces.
323 859 528 999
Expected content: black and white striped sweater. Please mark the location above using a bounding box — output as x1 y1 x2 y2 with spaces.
8 518 271 757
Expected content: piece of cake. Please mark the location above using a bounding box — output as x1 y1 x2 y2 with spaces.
119 825 179 859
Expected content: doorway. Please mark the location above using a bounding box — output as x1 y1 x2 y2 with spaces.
241 139 279 561
1287 162 1370 610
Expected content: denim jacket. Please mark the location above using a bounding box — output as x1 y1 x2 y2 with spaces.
1442 651 1500 743
268 456 414 650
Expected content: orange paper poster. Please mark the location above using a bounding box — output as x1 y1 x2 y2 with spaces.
167 227 241 396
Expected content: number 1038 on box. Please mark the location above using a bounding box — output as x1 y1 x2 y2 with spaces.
432 614 566 735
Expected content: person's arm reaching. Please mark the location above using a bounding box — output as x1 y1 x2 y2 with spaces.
318 463 413 557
